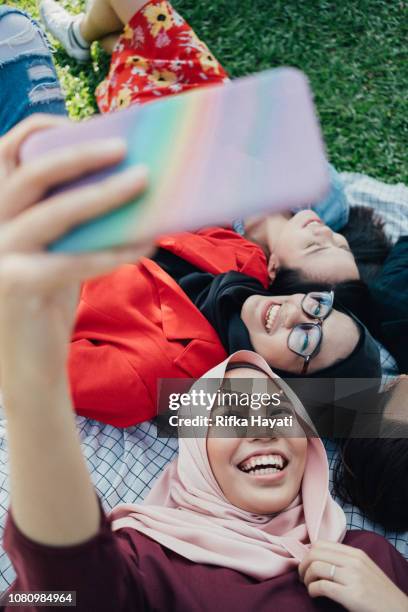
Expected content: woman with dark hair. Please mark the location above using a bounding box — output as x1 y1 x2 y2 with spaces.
341 207 392 283
334 377 408 532
335 436 408 532
270 233 408 374
260 206 391 289
242 201 392 284
368 236 408 373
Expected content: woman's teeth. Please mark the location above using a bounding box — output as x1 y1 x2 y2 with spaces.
238 454 286 475
265 305 280 332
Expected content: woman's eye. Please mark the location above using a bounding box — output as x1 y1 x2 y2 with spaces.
288 327 310 355
312 302 321 316
301 334 309 353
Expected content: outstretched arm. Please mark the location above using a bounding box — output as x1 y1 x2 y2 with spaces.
0 115 151 546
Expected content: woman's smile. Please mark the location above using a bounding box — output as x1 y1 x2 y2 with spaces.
236 451 289 484
301 211 324 228
264 304 281 334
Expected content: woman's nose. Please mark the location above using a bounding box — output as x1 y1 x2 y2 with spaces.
245 434 277 443
312 224 332 239
281 302 303 329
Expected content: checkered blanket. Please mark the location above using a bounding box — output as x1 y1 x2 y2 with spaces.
341 172 408 243
0 172 406 588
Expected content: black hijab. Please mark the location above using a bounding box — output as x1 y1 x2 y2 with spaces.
153 248 381 381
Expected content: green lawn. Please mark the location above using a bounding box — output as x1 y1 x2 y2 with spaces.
7 0 408 182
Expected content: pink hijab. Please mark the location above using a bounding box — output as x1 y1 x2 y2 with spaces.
110 351 346 580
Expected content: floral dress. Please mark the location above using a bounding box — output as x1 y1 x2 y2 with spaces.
96 0 229 113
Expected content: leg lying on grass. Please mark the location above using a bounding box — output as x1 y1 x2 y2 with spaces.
0 5 67 135
40 0 147 60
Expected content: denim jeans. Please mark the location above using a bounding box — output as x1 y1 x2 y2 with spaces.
0 5 67 136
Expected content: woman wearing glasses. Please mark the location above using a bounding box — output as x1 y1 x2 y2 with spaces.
241 290 346 376
67 235 380 427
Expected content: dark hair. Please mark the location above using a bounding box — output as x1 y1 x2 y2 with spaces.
334 435 408 532
271 206 391 292
333 385 408 532
339 206 391 283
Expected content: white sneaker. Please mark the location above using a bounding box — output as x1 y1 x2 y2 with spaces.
40 0 91 62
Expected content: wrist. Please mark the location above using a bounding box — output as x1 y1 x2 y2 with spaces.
1 371 71 418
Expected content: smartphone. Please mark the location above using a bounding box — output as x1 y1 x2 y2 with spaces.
21 67 329 253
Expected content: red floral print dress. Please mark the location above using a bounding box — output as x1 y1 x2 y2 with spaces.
96 0 229 113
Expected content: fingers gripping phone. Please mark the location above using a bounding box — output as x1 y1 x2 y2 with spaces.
21 67 330 253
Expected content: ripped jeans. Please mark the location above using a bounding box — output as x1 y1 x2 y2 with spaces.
0 5 67 136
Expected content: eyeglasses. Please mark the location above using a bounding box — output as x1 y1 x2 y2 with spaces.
287 291 334 375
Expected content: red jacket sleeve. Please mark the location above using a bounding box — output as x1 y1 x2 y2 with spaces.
68 264 160 427
68 339 154 427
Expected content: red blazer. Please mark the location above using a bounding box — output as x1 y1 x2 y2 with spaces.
69 228 268 426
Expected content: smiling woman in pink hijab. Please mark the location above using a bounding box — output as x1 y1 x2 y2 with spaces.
0 180 407 611
110 350 346 581
2 348 408 611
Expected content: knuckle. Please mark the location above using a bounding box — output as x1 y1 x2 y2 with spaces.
18 163 46 192
352 549 367 568
310 543 323 555
355 548 367 561
310 560 320 574
307 551 318 563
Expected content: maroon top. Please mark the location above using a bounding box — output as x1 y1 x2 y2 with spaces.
3 503 408 612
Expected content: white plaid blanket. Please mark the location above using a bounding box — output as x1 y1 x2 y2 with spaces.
0 172 406 588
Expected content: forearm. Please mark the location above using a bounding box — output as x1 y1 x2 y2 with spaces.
0 119 150 548
0 228 147 547
4 374 99 546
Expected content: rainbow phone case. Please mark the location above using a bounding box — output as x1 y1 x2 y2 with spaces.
22 67 329 253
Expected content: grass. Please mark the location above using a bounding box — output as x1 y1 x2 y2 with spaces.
7 0 408 182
